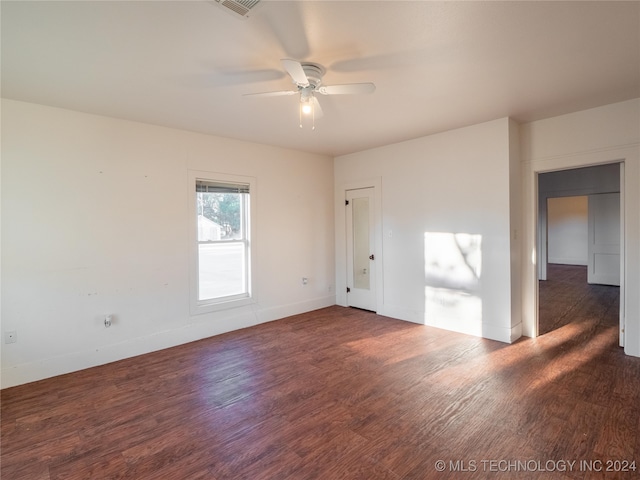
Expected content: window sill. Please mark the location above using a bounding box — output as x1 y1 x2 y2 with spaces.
190 294 254 316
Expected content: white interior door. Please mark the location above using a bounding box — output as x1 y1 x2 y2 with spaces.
346 188 376 311
587 193 620 286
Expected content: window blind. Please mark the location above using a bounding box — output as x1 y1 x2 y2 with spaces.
196 180 250 194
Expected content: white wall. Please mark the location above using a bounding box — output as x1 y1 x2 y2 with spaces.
547 196 588 265
521 98 640 356
4 98 638 388
1 99 335 388
335 118 522 343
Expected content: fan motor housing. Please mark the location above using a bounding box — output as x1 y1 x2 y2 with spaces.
301 63 325 88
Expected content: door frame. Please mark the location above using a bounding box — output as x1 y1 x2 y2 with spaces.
527 159 626 347
335 177 383 313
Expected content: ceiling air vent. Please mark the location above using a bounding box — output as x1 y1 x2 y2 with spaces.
210 0 261 19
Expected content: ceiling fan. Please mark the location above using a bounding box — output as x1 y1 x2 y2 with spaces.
243 59 376 128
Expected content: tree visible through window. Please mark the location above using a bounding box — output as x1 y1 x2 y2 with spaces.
196 179 250 303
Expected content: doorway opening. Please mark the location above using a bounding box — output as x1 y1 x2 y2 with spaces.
537 163 623 345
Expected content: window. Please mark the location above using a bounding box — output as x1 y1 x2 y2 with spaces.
190 172 255 313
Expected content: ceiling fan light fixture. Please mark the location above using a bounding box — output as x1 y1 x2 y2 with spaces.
299 95 316 129
300 88 313 116
245 59 373 130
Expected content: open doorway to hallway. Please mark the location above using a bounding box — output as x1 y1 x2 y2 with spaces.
537 164 623 343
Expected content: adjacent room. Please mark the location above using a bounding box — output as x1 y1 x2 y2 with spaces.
538 165 623 336
2 1 640 478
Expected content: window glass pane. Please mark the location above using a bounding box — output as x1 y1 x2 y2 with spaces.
353 196 370 290
197 192 244 241
191 173 253 312
198 243 245 300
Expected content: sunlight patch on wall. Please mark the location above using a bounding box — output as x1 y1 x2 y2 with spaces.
424 232 483 336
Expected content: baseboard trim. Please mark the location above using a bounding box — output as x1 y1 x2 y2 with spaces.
378 304 520 344
1 296 336 389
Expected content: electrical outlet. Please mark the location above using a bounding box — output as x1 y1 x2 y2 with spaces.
5 331 17 344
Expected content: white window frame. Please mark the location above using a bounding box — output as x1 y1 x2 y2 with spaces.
188 170 256 315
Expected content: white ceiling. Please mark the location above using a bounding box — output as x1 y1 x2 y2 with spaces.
2 1 639 156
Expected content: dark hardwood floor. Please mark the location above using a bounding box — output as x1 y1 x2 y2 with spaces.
2 271 639 479
539 264 620 336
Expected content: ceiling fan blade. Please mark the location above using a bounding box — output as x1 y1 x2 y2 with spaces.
243 90 297 98
311 96 324 119
281 58 309 86
317 83 376 95
261 3 310 60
